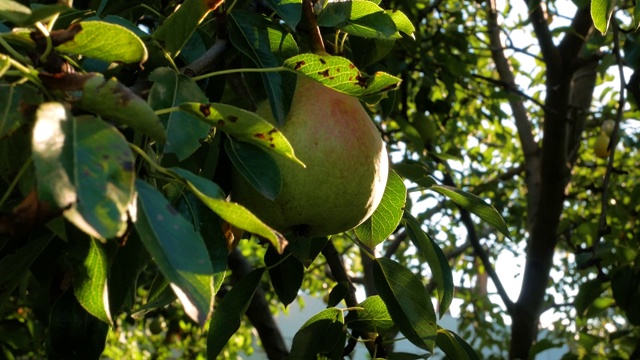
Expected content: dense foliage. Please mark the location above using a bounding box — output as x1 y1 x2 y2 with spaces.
0 0 639 359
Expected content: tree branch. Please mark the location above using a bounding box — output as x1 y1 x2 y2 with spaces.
227 250 289 360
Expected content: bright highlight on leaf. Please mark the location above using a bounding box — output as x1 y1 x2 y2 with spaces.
591 0 617 34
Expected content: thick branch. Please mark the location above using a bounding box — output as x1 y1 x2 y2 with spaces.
228 250 289 360
558 6 594 67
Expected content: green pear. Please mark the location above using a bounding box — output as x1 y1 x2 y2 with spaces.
231 75 389 237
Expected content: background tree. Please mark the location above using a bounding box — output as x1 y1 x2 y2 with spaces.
0 0 639 359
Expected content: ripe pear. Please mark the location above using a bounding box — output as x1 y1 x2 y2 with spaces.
601 120 615 137
231 75 389 237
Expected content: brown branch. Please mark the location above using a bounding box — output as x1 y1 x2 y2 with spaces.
321 242 380 357
558 5 594 68
524 0 559 67
182 39 228 77
441 172 515 314
595 22 626 257
227 250 289 360
302 0 326 53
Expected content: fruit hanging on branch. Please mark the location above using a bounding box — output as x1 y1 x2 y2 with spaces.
230 74 389 237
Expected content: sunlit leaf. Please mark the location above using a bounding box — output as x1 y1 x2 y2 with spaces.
430 185 510 239
283 53 401 97
590 0 616 34
373 257 437 351
355 169 406 247
73 237 112 326
403 212 453 318
179 102 304 166
345 295 395 333
56 21 147 63
135 180 214 326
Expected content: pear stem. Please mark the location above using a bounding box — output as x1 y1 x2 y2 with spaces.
302 0 326 54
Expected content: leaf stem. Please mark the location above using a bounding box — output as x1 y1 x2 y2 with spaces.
35 22 53 63
0 157 33 208
0 36 31 65
129 143 172 178
264 252 293 270
154 106 180 115
191 66 293 82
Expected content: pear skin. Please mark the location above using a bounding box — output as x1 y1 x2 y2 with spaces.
231 75 389 237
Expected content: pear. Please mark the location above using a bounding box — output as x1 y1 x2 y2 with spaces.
594 132 611 159
231 75 389 237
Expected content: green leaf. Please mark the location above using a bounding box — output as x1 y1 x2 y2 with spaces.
131 274 177 319
430 184 510 239
318 0 399 39
403 212 453 318
345 295 395 333
355 169 406 247
289 308 346 360
591 0 617 34
283 53 401 97
574 278 607 318
152 0 215 58
265 246 304 307
287 236 329 268
436 327 480 360
32 104 136 241
349 36 396 68
179 102 304 166
166 167 285 251
0 2 68 26
0 82 41 139
135 180 214 326
148 67 211 160
0 235 51 310
327 281 349 307
73 237 112 326
392 162 436 189
207 268 265 359
56 21 147 63
373 257 437 352
229 10 299 126
387 10 415 38
225 139 281 201
74 73 167 143
264 0 302 28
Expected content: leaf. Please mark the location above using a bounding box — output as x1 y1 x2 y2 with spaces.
153 0 219 58
403 212 453 318
108 232 151 313
355 169 406 247
32 104 136 241
430 184 510 239
207 268 265 359
392 162 436 189
574 277 607 318
436 327 480 360
264 0 303 28
73 237 112 326
166 167 285 251
229 10 299 126
288 308 346 360
373 257 437 352
327 281 350 307
0 235 51 310
0 82 42 139
345 295 395 333
0 2 68 26
283 53 401 97
74 73 167 143
287 236 329 268
591 0 617 34
225 139 281 201
46 290 109 359
318 0 399 39
265 246 304 307
56 21 147 63
148 67 211 160
179 102 304 166
387 10 415 38
135 180 214 325
131 274 177 319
